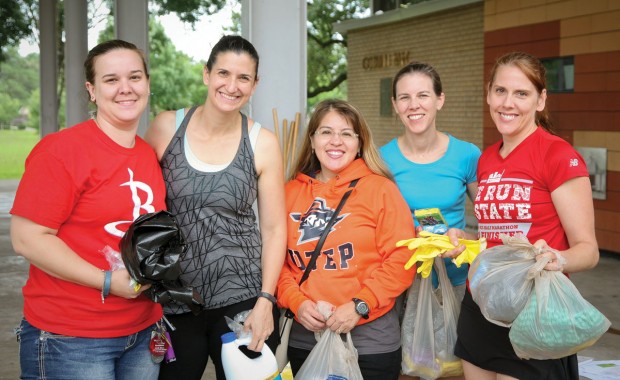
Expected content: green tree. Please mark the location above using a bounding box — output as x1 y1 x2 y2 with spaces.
0 47 39 127
150 0 227 23
147 21 207 116
4 0 371 118
306 0 369 102
0 1 36 63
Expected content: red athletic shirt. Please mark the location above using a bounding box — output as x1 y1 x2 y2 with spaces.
11 120 166 337
475 127 588 250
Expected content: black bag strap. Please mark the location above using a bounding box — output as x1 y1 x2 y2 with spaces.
283 178 359 319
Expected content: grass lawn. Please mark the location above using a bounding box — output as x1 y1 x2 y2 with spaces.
0 129 39 179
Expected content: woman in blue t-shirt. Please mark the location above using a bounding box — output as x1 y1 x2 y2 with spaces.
380 62 480 380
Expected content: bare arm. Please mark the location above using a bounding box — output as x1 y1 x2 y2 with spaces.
243 126 287 351
466 181 478 204
11 215 144 299
537 177 599 273
145 110 177 160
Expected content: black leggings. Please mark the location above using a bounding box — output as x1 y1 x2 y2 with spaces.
158 298 280 380
288 345 401 380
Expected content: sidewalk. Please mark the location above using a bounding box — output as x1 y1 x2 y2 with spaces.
1 179 619 379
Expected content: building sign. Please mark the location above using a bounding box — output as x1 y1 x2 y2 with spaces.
362 51 411 70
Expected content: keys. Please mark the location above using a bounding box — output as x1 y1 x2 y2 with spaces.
149 321 170 363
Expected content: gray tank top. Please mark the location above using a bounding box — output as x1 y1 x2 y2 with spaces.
161 107 262 313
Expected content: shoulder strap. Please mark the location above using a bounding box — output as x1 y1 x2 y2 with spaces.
175 107 198 131
298 178 359 287
175 108 184 130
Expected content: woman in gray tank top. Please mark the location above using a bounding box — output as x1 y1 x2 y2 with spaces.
145 35 286 380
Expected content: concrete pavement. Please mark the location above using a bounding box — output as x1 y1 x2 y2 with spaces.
1 179 619 379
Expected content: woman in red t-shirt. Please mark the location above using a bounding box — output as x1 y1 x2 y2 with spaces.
11 40 166 379
445 52 599 380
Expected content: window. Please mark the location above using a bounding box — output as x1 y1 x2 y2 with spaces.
541 56 574 93
380 78 393 117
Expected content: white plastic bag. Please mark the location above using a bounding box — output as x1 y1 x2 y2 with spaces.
509 262 611 360
468 234 546 327
295 301 363 380
401 257 462 379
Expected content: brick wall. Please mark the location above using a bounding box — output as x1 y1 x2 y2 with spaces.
346 3 484 149
483 0 620 252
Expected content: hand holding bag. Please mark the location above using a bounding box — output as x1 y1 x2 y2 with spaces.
295 301 363 380
295 330 363 380
275 179 358 372
509 255 611 359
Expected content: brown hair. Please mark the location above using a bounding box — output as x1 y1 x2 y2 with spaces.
488 51 553 132
289 99 393 181
392 61 443 98
206 35 259 78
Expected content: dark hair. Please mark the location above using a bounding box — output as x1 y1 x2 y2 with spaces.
289 99 392 181
206 35 260 77
84 39 149 85
392 61 443 99
488 51 553 132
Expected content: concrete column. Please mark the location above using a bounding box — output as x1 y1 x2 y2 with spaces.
114 0 149 136
39 0 58 137
240 0 307 133
64 0 89 127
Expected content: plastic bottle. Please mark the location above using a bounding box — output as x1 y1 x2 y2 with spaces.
221 332 282 380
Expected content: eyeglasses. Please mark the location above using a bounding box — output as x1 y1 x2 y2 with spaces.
313 127 359 141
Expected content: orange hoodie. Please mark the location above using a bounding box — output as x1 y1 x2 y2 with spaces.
277 159 416 325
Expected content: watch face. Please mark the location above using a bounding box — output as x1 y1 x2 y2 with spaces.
357 302 369 314
354 299 369 315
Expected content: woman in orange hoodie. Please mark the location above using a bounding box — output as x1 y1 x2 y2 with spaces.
277 99 416 379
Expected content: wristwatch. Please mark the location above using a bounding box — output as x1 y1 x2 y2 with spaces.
352 298 369 319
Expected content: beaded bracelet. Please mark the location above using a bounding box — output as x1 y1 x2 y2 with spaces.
101 270 112 303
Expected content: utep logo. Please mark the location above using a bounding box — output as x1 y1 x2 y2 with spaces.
290 198 349 245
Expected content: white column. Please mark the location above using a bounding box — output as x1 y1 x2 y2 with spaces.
39 0 58 137
64 0 89 127
114 0 149 136
241 0 307 132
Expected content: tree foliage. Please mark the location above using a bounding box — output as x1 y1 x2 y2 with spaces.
149 0 372 106
0 47 38 127
150 0 227 23
1 0 371 125
0 1 36 63
306 0 369 103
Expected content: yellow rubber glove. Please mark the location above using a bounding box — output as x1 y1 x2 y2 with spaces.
397 232 487 278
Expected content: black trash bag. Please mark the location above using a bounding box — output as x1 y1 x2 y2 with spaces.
120 210 204 314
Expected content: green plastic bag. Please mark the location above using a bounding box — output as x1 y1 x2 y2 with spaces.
509 267 611 360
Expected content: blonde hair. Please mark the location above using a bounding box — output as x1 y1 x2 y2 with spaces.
290 99 393 181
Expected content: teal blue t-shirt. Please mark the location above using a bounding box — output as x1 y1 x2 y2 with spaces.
380 135 480 286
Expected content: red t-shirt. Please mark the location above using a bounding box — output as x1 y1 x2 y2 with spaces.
11 120 166 337
475 127 588 250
